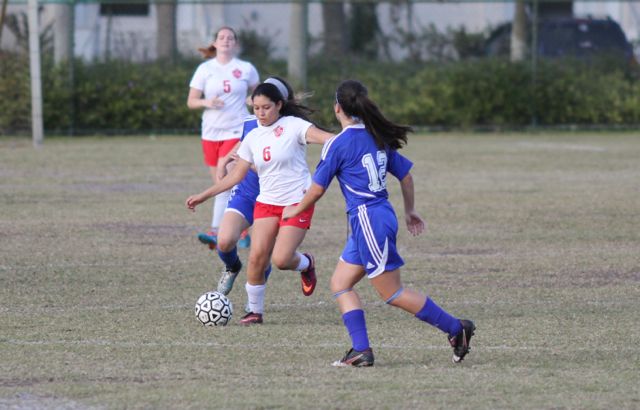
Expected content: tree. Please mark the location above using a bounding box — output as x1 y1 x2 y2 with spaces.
156 0 176 61
349 2 380 59
511 0 527 61
322 2 347 57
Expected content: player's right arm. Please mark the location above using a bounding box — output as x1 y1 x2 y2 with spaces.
186 159 251 210
282 182 326 220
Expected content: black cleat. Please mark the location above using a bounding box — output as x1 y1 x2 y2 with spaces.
449 319 475 363
332 348 375 367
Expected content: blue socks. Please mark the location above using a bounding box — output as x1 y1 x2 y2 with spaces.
217 247 242 273
264 264 272 281
218 246 272 281
342 309 370 351
415 298 462 338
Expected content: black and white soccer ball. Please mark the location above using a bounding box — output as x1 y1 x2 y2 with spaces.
195 291 233 326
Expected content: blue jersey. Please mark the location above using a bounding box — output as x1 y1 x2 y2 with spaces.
312 124 413 215
235 116 260 198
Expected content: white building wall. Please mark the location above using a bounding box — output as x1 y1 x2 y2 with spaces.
2 1 638 61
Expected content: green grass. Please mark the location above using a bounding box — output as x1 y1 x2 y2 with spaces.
1 133 639 409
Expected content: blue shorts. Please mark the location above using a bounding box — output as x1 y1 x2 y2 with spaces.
225 185 258 225
340 202 404 278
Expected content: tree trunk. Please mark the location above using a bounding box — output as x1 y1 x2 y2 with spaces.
53 3 72 64
156 0 176 62
511 0 527 61
322 2 347 57
288 1 308 90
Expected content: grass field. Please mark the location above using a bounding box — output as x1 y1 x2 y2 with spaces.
1 133 639 409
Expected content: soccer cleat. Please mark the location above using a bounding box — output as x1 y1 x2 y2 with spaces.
449 319 476 363
197 231 218 250
300 253 317 296
332 347 374 367
239 312 263 325
238 229 251 249
217 263 241 295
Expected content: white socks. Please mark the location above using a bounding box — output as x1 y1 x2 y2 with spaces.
245 283 266 314
294 251 310 272
211 190 231 230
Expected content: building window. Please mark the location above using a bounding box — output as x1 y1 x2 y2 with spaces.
100 3 149 16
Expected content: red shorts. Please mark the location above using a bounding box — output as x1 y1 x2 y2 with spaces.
254 201 315 229
201 139 240 167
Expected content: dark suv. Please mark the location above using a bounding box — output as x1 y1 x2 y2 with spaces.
485 17 635 64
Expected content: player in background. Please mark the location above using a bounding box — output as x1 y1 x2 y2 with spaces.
187 26 259 250
186 77 334 325
282 80 475 366
211 77 301 297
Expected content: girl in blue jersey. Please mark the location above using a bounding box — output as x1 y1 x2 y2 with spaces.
283 80 475 366
211 114 266 296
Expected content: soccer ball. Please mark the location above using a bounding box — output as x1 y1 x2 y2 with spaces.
195 291 233 326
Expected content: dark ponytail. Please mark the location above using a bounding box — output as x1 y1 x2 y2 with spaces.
252 77 315 123
336 80 411 150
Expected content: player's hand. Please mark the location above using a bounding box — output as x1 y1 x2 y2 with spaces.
203 97 225 109
282 205 298 220
185 194 206 211
405 211 425 236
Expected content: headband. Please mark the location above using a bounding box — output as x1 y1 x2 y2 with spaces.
264 77 289 100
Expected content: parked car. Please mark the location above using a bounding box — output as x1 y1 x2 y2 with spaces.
485 16 635 64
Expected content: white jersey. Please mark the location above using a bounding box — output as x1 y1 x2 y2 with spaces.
189 57 259 141
237 116 313 206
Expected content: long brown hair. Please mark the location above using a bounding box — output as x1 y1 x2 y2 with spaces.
336 80 411 150
197 26 237 59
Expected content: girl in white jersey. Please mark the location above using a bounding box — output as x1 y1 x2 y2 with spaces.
187 26 260 249
186 78 334 325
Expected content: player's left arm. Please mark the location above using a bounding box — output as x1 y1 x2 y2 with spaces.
399 172 425 236
305 126 334 145
282 182 326 220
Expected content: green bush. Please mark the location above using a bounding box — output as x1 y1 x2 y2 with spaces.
1 53 640 135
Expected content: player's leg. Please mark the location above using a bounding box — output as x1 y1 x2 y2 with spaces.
241 213 279 324
330 259 374 367
215 210 250 295
356 202 475 363
370 269 475 363
197 140 220 248
210 165 231 239
272 204 317 296
198 139 239 249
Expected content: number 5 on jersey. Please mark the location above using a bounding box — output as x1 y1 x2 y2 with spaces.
223 80 231 93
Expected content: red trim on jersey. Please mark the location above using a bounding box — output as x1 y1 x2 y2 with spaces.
201 138 240 167
254 201 315 229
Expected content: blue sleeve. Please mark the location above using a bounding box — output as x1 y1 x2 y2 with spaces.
241 118 258 141
312 139 342 189
387 149 413 181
